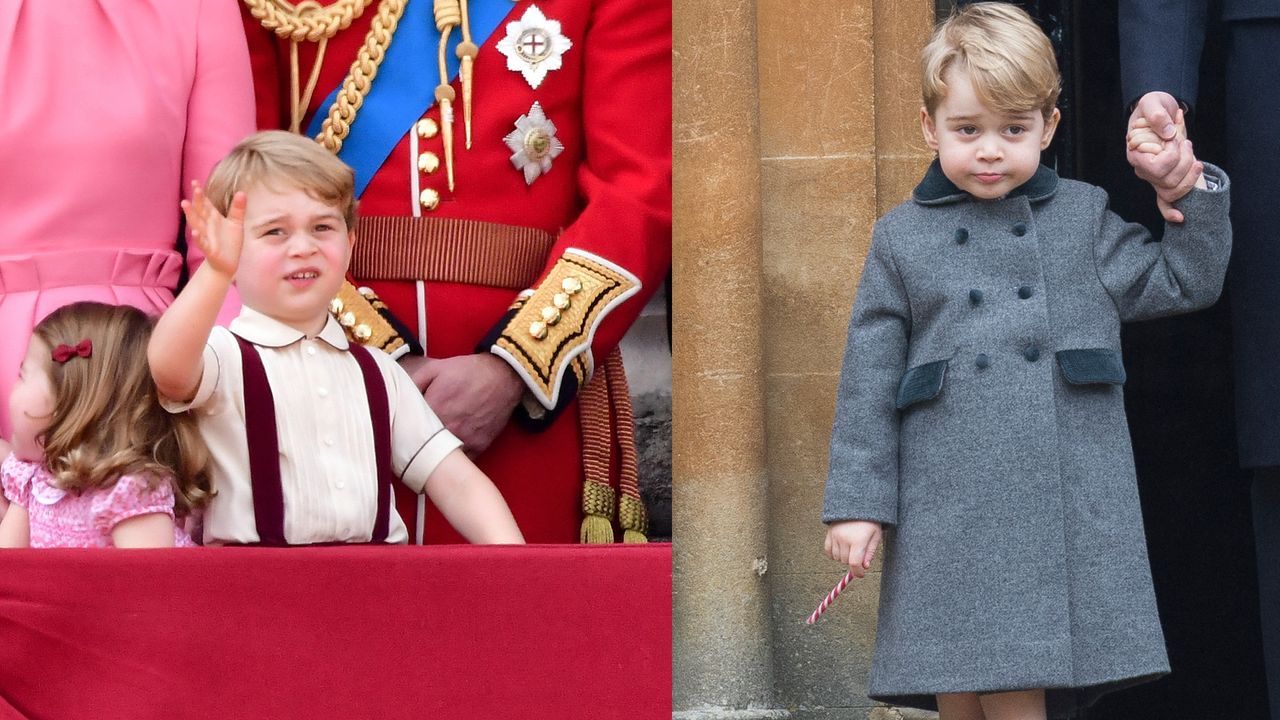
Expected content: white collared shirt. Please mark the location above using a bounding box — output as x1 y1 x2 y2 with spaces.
165 307 461 545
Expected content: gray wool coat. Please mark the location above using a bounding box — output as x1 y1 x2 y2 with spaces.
823 160 1231 716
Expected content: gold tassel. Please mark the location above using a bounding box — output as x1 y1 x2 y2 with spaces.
457 0 477 149
608 351 649 543
618 493 648 544
579 481 616 545
437 88 457 191
457 43 478 149
580 514 615 544
577 360 617 543
434 0 462 191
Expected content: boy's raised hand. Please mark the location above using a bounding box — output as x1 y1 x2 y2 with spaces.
181 181 246 279
824 519 882 579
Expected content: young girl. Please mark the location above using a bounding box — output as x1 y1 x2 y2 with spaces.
0 302 211 548
822 4 1228 719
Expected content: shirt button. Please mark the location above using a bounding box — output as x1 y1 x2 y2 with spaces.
336 481 346 490
324 436 335 446
955 228 969 245
317 387 329 398
1012 222 1027 236
1023 344 1041 362
306 345 317 356
975 353 990 370
968 288 984 305
1018 285 1034 299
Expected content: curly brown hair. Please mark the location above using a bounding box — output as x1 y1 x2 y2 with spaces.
32 302 212 515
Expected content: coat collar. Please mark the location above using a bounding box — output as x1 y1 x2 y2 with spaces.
911 158 1059 206
230 306 350 350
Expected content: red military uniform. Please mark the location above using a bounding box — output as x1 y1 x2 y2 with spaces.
241 0 671 543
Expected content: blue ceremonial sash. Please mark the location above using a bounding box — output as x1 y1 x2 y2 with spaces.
306 0 514 197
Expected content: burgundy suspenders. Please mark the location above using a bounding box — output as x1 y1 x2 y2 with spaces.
234 335 394 545
349 343 394 543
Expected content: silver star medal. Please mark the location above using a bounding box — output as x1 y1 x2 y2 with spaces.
496 4 572 89
505 101 564 185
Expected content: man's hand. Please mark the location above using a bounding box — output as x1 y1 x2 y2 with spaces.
181 182 245 279
1127 91 1203 223
400 353 525 456
824 520 883 579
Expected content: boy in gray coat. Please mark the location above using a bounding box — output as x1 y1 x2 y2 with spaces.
821 4 1230 719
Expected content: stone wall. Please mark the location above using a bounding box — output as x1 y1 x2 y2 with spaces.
674 1 937 716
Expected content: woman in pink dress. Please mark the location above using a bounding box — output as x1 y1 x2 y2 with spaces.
0 0 254 449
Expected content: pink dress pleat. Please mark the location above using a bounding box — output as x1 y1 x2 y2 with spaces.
0 0 254 437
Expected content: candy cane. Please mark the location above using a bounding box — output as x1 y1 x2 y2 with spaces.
806 570 854 625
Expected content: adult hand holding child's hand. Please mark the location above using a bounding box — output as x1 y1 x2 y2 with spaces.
825 520 882 579
1126 91 1205 223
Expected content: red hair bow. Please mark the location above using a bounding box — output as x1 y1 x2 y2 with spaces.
51 339 92 364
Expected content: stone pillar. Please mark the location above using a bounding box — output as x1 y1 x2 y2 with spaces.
671 0 776 715
757 0 934 717
673 1 936 716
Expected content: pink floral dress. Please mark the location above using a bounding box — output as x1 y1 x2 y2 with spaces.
0 455 194 548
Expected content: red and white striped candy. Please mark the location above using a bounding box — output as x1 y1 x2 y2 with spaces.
806 570 854 625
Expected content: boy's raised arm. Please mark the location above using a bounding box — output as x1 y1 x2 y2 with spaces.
149 186 246 402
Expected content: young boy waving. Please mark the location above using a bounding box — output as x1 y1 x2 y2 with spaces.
150 131 523 547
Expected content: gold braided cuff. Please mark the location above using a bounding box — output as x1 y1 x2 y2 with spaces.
490 249 641 410
329 281 417 359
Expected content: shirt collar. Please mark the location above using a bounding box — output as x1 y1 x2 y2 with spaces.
229 306 351 350
911 158 1060 206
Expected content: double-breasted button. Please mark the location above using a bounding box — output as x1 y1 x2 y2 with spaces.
975 353 990 370
1017 285 1034 299
1012 222 1027 236
955 228 969 245
1023 344 1041 362
969 288 984 305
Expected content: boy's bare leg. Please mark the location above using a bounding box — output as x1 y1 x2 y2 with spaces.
978 689 1046 720
937 692 986 720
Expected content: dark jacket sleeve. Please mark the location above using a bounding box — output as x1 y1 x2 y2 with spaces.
823 221 911 526
1093 164 1231 322
1118 0 1211 111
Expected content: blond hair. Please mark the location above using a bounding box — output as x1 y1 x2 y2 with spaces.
921 2 1061 119
33 302 212 516
204 130 359 231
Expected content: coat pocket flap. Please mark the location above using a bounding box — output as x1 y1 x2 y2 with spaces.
895 359 948 410
1056 348 1127 385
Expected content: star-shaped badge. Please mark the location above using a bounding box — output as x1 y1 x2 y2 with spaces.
496 4 572 89
504 101 564 185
